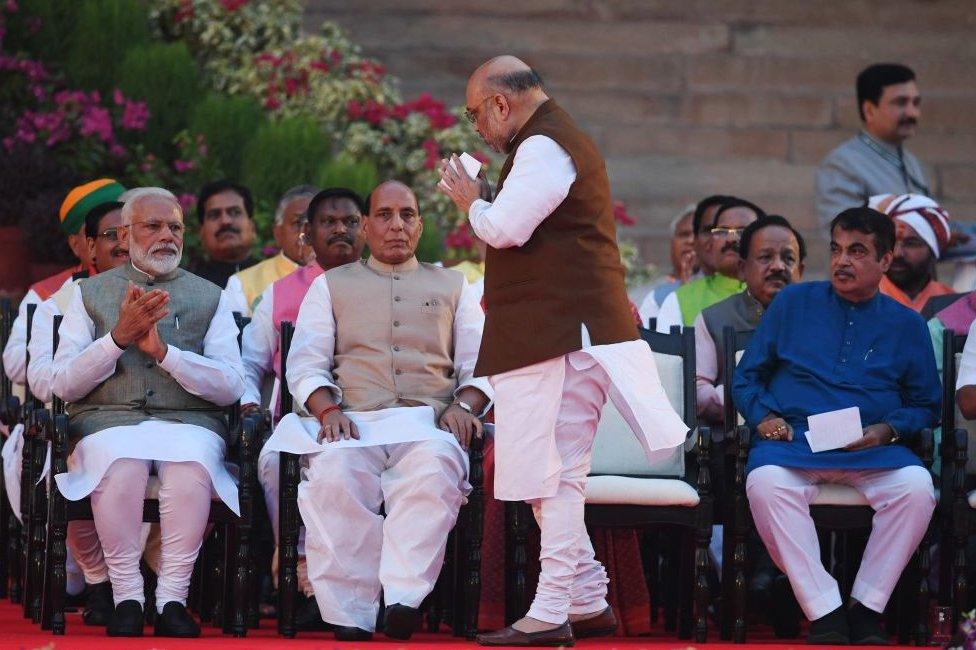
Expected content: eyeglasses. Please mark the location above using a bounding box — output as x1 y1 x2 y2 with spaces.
709 226 745 239
96 227 119 242
464 94 498 124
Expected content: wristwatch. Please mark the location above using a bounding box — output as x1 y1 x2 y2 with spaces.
453 399 473 414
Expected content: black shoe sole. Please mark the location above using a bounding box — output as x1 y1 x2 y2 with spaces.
807 631 850 645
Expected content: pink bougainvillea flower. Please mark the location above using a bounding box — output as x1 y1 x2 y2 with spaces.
219 0 249 10
177 193 197 214
120 99 149 131
173 159 195 173
174 0 194 23
109 143 126 157
422 138 440 170
79 106 113 142
613 200 636 226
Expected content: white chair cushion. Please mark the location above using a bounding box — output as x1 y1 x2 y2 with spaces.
812 483 869 506
585 475 700 507
590 400 684 477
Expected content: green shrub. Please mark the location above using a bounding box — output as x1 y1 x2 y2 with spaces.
241 116 331 206
65 0 151 93
188 94 265 182
118 42 200 156
5 0 81 67
315 155 380 199
415 218 444 263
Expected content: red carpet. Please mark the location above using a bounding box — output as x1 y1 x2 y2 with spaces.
0 601 913 649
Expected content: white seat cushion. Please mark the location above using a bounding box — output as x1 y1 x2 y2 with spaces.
585 475 700 507
812 483 869 506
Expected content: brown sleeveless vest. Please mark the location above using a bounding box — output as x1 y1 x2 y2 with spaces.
475 99 637 376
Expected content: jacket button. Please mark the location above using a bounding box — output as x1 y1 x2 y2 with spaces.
393 345 400 351
146 389 155 397
395 369 402 375
394 296 401 302
393 274 400 280
393 320 400 327
145 361 154 368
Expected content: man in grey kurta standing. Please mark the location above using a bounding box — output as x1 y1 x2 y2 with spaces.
815 63 929 234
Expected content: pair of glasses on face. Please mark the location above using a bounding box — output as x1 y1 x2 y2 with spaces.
96 228 119 242
709 226 745 239
464 93 502 124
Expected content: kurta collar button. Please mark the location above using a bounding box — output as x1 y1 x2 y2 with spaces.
395 369 402 375
393 345 400 351
394 296 401 302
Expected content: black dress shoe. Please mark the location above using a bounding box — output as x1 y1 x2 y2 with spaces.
83 581 114 626
154 601 201 638
807 606 849 645
384 603 422 640
107 599 144 637
849 602 889 645
294 594 330 632
477 621 575 647
334 625 373 641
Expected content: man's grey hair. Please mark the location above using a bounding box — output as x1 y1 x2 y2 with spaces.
670 204 696 235
274 184 319 226
488 68 544 93
120 187 181 225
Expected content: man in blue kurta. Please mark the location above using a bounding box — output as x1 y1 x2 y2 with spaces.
733 207 938 645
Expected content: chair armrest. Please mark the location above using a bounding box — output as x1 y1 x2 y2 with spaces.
916 428 934 470
51 413 69 476
696 426 712 497
952 427 969 501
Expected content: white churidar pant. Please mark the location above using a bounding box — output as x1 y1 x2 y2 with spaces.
90 458 212 609
746 464 935 621
296 439 467 632
491 353 613 624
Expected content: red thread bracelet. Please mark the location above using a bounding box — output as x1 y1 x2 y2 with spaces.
317 405 342 424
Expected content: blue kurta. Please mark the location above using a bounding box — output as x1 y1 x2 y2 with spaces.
732 281 940 475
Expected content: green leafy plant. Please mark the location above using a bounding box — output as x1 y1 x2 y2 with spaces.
189 93 264 181
65 0 151 94
241 115 331 208
117 41 200 156
315 154 379 199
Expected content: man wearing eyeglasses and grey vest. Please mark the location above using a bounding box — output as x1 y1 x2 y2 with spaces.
439 55 687 647
51 188 245 638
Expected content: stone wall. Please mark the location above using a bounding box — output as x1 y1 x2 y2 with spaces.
306 0 976 272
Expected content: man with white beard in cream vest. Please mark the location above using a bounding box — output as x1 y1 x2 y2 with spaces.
263 179 491 641
51 187 245 638
439 56 688 646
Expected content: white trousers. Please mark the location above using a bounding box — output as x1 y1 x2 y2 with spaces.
91 458 212 610
297 439 466 631
257 449 312 596
492 356 611 625
747 464 935 621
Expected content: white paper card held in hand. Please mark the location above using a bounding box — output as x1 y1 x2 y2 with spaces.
805 406 863 452
451 152 482 179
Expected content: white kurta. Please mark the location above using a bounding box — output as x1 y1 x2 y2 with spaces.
51 287 245 515
223 274 251 317
468 136 687 502
3 275 74 386
654 291 684 334
240 284 276 408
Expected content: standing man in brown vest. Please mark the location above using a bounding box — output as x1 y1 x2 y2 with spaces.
439 56 687 646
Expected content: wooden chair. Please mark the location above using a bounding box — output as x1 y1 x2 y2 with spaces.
727 327 933 644
42 313 261 636
0 297 20 600
275 320 485 639
506 325 713 642
939 329 976 626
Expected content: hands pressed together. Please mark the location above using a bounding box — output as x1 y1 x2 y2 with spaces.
436 154 493 215
111 282 170 362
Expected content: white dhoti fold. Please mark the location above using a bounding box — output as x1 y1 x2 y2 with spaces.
490 340 688 623
54 420 239 514
263 406 469 631
2 423 25 522
52 421 238 609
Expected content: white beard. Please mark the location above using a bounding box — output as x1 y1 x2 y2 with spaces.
130 240 181 276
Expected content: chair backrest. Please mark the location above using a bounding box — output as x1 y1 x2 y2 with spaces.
1 298 12 404
722 326 754 436
943 329 976 473
589 325 696 478
279 321 295 415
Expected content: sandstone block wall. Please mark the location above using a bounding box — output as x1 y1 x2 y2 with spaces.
306 0 976 273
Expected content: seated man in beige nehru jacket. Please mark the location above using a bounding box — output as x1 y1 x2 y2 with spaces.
264 180 492 641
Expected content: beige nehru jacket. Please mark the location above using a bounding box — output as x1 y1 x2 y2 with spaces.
286 256 492 415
